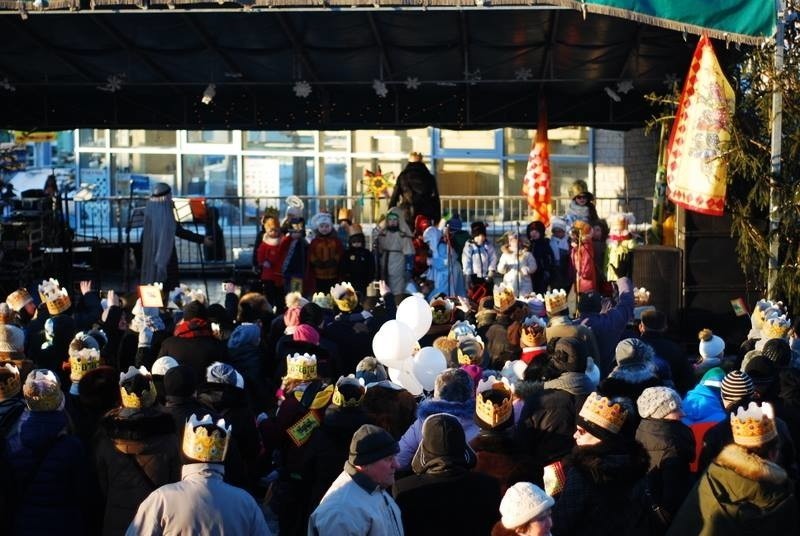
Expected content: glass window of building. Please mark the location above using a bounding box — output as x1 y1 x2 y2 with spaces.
504 127 590 156
111 130 176 148
243 155 315 222
244 131 315 151
322 131 349 152
186 130 234 144
79 129 106 148
322 157 348 196
504 159 591 222
353 128 430 155
435 160 500 222
181 155 237 197
438 129 497 151
111 153 176 196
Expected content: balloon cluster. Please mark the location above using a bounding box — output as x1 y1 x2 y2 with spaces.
371 295 448 395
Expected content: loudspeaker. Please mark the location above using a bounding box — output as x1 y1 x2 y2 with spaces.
632 246 683 335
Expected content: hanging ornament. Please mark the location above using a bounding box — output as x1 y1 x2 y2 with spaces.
293 81 312 98
405 77 420 90
514 68 532 81
616 80 634 94
98 74 125 93
372 79 388 98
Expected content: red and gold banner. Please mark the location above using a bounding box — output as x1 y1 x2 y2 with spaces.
522 98 551 226
666 35 735 216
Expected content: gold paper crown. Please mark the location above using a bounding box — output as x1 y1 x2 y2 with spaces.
448 321 477 340
457 335 484 365
762 314 791 340
312 292 334 310
286 353 318 381
431 298 455 325
730 401 778 447
0 303 14 324
475 376 513 428
38 279 71 315
493 284 516 312
751 299 773 329
330 282 358 312
331 375 366 408
119 366 157 409
69 348 100 383
633 287 651 306
23 369 63 411
520 316 548 348
579 392 628 434
6 289 33 313
0 362 21 399
544 289 568 314
182 414 232 462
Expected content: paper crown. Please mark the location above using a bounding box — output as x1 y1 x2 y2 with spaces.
337 207 353 222
449 321 477 340
23 369 63 411
0 304 15 324
312 292 334 310
493 284 516 312
69 348 101 383
520 316 548 348
6 289 33 313
731 401 778 448
762 314 791 340
119 366 157 409
182 414 232 463
578 392 628 435
475 376 513 429
752 300 786 329
457 335 485 365
544 289 568 314
0 362 21 399
38 279 71 315
431 297 455 325
286 353 318 381
633 287 651 307
330 282 358 312
332 375 366 408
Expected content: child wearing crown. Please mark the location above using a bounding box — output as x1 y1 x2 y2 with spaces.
256 215 290 308
309 212 345 294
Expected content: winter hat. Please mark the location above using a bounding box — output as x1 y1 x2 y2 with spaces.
78 366 121 410
637 386 682 419
569 179 593 200
152 182 171 197
549 217 567 232
434 368 474 402
332 375 366 408
524 294 546 318
310 212 333 232
206 362 238 387
475 376 514 430
164 365 197 397
119 366 157 409
412 413 477 474
731 401 778 448
550 337 588 373
461 364 483 388
349 424 399 466
761 338 793 368
0 362 21 400
293 324 321 345
744 355 779 388
433 337 460 367
23 369 64 411
283 307 303 335
182 300 208 322
698 329 725 359
700 367 725 389
577 392 630 443
355 356 389 385
6 289 33 313
614 338 655 368
720 370 755 410
499 482 555 530
470 221 487 238
446 214 463 232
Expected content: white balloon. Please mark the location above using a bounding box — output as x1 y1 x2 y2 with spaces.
388 362 423 396
372 320 415 366
396 295 433 340
412 347 447 392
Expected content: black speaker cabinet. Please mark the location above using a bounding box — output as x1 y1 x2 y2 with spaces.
632 246 683 336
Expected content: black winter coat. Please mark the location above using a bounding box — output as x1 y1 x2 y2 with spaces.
157 326 228 384
639 331 694 396
389 161 441 225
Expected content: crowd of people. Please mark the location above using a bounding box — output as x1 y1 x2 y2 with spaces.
1 173 800 536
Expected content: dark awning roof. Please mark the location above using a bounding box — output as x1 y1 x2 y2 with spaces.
0 5 747 130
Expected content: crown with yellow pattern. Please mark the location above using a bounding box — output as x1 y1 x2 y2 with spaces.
332 375 366 408
520 316 548 348
69 348 101 383
23 369 63 411
544 289 568 315
633 287 651 307
119 366 157 409
457 335 485 365
6 289 33 313
0 362 21 399
286 353 318 382
330 282 358 312
762 314 791 340
38 278 71 315
431 297 455 325
475 375 513 430
182 414 232 463
578 392 628 435
312 292 334 310
493 284 516 313
448 321 477 340
731 401 778 448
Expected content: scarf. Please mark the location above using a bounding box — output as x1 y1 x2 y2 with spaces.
173 318 213 339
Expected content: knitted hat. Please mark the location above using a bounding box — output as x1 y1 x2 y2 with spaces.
349 424 399 466
119 366 157 409
152 356 179 377
637 386 682 419
164 365 197 397
206 362 238 386
730 401 778 448
577 392 630 443
550 217 567 232
614 338 655 368
470 221 487 237
720 370 755 410
698 329 725 359
761 338 793 368
293 324 321 345
434 368 473 402
551 337 588 373
23 369 64 411
332 375 366 408
500 482 555 529
6 289 33 313
744 355 779 387
411 413 476 474
0 362 21 400
700 367 725 389
355 356 389 385
524 294 546 318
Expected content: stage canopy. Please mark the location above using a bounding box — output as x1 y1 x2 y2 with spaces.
0 0 775 130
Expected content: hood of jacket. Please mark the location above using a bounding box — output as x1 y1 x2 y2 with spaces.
714 443 789 486
227 322 261 349
100 407 175 452
417 397 475 422
681 384 727 425
195 382 247 412
17 409 69 451
544 371 594 396
567 439 650 488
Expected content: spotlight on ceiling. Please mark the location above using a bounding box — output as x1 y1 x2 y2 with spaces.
201 84 216 105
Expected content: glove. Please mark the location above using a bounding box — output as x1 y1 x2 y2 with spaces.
138 326 153 348
611 251 632 279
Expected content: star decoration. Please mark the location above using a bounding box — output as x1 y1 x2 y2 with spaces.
293 81 312 98
514 68 532 81
616 80 634 94
663 73 679 88
98 74 125 93
372 79 388 98
405 77 420 90
0 78 16 92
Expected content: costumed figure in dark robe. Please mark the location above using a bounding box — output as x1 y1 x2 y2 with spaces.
389 152 441 227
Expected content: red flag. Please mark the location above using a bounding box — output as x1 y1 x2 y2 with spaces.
666 35 735 216
522 99 551 227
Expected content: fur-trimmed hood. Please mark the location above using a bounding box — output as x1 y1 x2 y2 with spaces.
715 443 788 486
417 397 475 421
100 407 175 445
567 439 650 487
